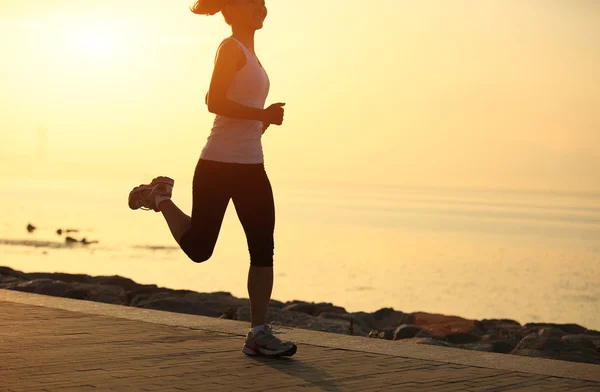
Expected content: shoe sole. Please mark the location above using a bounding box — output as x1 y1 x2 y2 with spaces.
242 344 297 357
128 178 174 210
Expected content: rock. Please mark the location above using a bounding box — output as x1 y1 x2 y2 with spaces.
81 238 99 245
27 223 36 233
562 334 600 344
236 306 368 336
283 302 317 315
57 229 63 235
511 347 600 365
130 291 250 317
492 340 518 354
411 312 483 342
65 236 78 244
318 312 370 330
269 299 285 309
393 324 422 340
135 295 222 317
0 266 31 285
513 334 564 352
73 283 126 305
523 323 587 335
28 272 92 285
371 308 411 330
480 319 522 330
480 319 522 339
219 307 237 319
460 343 495 352
369 329 395 340
561 335 600 351
91 276 141 291
446 333 481 344
415 330 433 339
347 312 378 330
411 338 457 348
538 327 567 339
282 301 346 317
9 279 74 297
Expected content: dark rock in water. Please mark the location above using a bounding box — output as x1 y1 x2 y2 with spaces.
27 223 36 233
65 236 78 244
9 279 74 297
81 238 99 245
523 323 588 335
56 229 63 235
393 324 422 340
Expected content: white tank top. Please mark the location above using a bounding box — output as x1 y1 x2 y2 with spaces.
200 37 270 164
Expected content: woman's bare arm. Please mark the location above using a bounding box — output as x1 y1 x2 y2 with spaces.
206 40 285 126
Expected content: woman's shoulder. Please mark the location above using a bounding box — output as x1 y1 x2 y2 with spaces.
214 37 245 63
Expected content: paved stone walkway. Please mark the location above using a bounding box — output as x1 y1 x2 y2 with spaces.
1 301 599 391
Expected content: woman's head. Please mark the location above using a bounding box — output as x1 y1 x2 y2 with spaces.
191 0 267 30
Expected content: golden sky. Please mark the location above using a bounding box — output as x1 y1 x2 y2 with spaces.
1 0 599 192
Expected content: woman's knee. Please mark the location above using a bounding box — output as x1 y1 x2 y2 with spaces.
186 248 214 264
180 233 215 264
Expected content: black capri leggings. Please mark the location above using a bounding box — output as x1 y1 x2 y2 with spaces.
180 158 275 267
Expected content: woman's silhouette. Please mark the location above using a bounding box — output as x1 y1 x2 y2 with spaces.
128 0 296 357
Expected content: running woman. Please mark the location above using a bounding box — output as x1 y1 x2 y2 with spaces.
128 0 296 357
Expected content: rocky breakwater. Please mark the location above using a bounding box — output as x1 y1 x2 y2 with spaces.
1 266 598 365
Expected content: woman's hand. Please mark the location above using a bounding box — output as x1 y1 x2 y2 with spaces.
262 103 286 125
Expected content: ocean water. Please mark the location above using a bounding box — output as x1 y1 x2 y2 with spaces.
1 178 599 330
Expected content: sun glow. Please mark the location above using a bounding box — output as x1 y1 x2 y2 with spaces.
57 22 121 60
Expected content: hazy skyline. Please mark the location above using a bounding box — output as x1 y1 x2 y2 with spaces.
1 0 599 192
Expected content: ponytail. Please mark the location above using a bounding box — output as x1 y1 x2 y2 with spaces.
190 0 227 16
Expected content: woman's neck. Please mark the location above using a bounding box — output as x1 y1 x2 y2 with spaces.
231 26 256 53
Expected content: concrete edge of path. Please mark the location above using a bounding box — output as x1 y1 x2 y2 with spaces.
2 289 599 382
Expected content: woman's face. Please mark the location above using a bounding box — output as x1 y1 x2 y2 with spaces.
226 0 268 30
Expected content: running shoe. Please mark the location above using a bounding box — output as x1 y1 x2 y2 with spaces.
242 323 297 357
128 176 174 212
